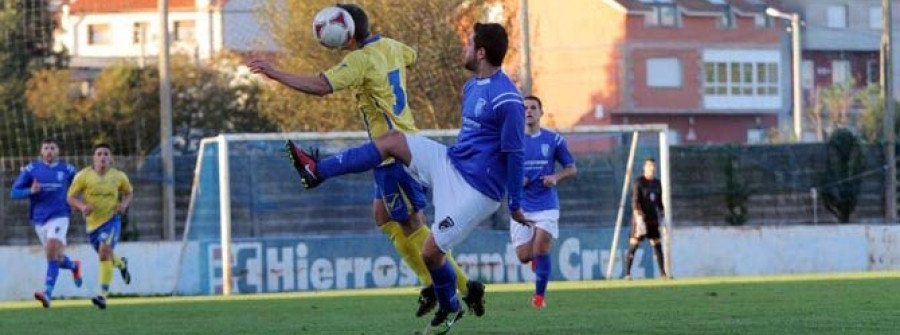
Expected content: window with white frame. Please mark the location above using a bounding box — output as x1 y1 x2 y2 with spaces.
133 22 149 44
747 128 767 144
702 49 781 109
831 60 851 84
704 61 778 96
867 60 879 84
753 14 772 28
646 3 679 27
870 6 883 30
826 5 848 29
717 5 736 29
174 20 196 42
87 24 111 45
646 58 682 88
801 60 814 90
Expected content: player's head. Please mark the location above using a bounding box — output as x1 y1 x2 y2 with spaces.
40 138 59 163
92 143 113 170
643 158 656 178
524 96 543 128
336 3 369 47
464 23 508 72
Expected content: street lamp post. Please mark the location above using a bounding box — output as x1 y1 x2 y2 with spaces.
767 7 802 142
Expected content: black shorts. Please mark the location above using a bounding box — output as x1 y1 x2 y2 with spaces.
632 219 661 240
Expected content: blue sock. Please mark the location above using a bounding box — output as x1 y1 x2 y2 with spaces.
317 142 383 180
45 259 60 298
428 261 460 312
535 253 551 297
59 256 75 270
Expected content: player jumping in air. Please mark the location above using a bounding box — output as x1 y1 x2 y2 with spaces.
285 22 531 333
10 139 82 308
512 96 576 309
247 4 483 318
67 143 133 309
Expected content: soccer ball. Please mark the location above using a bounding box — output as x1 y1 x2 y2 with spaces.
312 7 355 49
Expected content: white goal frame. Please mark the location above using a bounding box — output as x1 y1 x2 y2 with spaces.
176 124 671 295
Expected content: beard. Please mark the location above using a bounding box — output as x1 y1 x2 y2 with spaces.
464 56 477 72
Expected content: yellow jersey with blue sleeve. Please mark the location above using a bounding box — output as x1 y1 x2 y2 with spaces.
67 167 133 232
322 35 418 138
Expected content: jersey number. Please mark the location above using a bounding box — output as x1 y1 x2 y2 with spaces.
388 69 406 116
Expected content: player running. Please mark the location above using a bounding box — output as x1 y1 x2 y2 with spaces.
9 139 82 308
67 143 133 309
247 4 481 317
512 96 576 309
285 23 530 333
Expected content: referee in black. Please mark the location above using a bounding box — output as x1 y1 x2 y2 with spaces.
624 158 670 280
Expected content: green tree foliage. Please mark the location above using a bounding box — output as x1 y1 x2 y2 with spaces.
0 0 68 156
857 84 900 144
258 0 489 131
821 128 865 223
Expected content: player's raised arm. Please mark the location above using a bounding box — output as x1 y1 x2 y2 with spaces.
247 58 333 97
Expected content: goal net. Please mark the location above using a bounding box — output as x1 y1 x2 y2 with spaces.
172 125 671 295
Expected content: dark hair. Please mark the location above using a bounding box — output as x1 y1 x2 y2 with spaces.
92 143 112 153
645 158 656 164
473 23 508 67
524 95 542 109
336 3 369 43
41 138 58 146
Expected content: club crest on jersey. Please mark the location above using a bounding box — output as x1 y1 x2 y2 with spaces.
541 144 550 158
474 98 486 117
438 217 455 231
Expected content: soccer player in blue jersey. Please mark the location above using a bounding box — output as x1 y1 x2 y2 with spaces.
9 139 82 308
248 4 480 317
285 22 532 331
512 96 577 309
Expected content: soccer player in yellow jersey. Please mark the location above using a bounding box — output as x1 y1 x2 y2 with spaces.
247 4 485 317
67 143 133 310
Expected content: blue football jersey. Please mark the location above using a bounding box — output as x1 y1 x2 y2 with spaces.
522 129 576 212
10 160 76 224
448 70 525 202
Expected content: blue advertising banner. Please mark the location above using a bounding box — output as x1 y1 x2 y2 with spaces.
200 228 661 294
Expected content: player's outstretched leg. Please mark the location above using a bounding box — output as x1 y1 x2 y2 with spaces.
285 140 385 189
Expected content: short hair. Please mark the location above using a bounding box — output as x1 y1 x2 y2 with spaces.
92 143 112 153
524 96 542 109
41 138 58 146
336 3 369 43
473 23 508 67
644 158 656 164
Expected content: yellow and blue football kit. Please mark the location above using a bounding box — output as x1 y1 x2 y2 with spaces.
320 35 469 294
68 167 133 300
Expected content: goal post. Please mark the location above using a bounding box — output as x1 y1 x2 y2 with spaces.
173 124 671 295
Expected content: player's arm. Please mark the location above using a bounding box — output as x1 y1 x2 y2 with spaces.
67 173 91 214
9 166 36 199
247 59 333 96
497 94 531 225
116 173 135 213
401 43 417 67
658 181 665 218
542 135 577 187
632 180 644 218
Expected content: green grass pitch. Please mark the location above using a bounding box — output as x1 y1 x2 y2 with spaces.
1 271 897 334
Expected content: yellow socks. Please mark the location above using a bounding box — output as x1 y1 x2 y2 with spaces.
99 260 113 297
382 221 431 286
